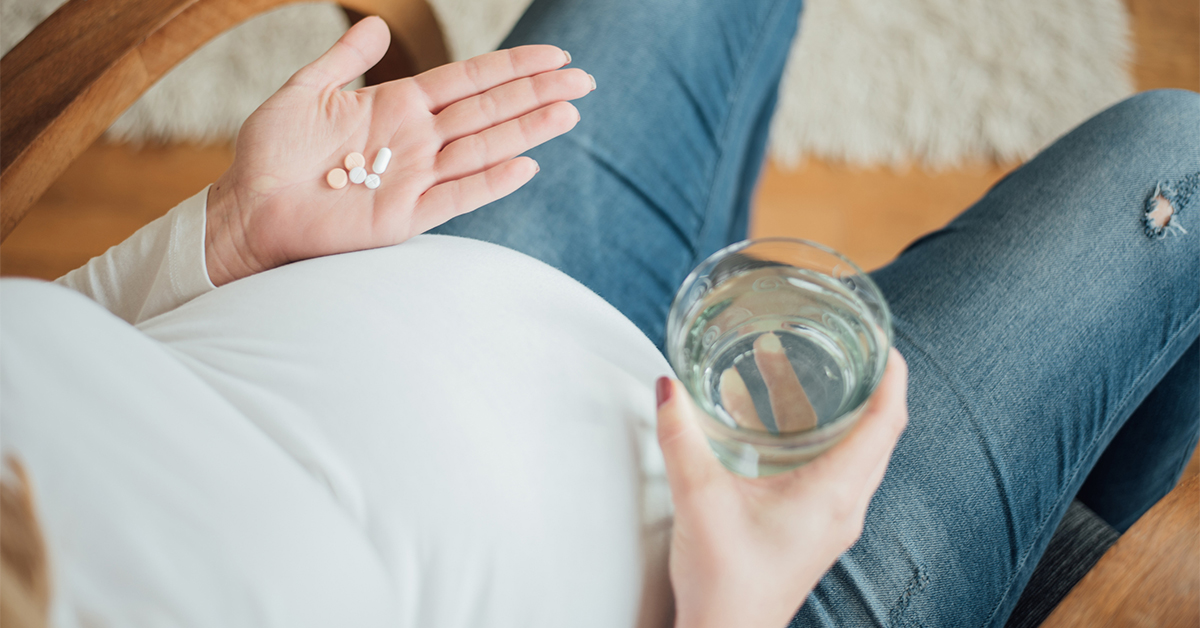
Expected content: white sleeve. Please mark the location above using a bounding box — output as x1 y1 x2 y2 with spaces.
55 186 217 325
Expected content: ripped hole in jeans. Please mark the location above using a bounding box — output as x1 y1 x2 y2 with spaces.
1143 173 1198 239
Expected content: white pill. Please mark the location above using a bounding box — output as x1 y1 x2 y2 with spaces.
372 147 392 174
349 166 367 184
364 173 381 189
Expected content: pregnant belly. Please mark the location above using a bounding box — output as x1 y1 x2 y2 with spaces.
138 235 674 628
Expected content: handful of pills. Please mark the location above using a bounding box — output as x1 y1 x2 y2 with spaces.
327 148 392 190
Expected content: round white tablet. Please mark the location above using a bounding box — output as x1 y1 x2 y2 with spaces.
364 174 381 189
349 167 367 184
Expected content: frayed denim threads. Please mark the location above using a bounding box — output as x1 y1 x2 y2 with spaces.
1144 173 1198 239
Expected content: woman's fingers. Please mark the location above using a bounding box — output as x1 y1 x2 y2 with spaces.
409 157 539 234
434 68 594 144
415 45 572 113
753 333 819 432
718 367 766 430
290 16 390 90
656 378 723 498
434 101 580 183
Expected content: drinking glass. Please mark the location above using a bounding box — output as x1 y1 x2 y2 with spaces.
665 238 892 477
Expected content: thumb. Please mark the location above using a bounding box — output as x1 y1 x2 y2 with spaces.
656 377 723 497
291 16 391 90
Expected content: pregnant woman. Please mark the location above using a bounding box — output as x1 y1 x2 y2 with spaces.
2 0 1196 626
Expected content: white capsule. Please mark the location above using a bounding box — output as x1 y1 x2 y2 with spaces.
349 166 367 184
372 147 392 174
364 173 381 189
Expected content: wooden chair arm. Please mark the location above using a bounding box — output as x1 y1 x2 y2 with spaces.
0 0 448 243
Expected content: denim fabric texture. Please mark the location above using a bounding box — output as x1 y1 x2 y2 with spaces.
432 0 797 346
432 0 1200 624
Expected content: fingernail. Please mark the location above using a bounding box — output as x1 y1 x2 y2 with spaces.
533 160 540 173
656 376 673 408
757 332 783 353
563 50 572 64
588 73 597 90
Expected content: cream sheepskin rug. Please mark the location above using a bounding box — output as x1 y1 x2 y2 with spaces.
1 0 1132 168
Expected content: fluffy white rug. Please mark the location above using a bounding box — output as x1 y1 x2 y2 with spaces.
772 0 1134 167
1 0 1132 168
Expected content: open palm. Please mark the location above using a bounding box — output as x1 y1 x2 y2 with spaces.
205 16 592 285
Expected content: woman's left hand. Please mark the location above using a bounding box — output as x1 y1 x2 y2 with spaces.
656 348 909 628
204 16 593 285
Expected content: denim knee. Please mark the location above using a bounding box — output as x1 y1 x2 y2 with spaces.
1102 91 1200 241
1008 89 1198 247
1090 89 1200 167
1115 88 1200 128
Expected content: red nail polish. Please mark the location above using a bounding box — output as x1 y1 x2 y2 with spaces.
656 376 672 408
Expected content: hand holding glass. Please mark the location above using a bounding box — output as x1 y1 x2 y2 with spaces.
666 238 893 477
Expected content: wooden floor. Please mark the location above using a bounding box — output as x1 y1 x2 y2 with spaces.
0 142 236 280
0 0 1196 625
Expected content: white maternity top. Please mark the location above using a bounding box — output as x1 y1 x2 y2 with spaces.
0 187 674 628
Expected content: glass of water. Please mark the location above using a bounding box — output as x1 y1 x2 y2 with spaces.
665 238 892 477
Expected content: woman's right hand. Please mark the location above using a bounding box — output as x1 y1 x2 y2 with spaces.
655 347 909 628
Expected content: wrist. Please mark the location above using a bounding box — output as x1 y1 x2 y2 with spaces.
204 176 266 286
673 589 800 628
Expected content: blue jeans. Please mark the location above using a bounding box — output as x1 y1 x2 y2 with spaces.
432 0 1200 624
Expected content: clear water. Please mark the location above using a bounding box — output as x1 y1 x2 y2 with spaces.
680 267 885 435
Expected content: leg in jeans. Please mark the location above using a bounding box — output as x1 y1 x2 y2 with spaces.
1076 336 1199 533
796 90 1200 627
432 0 802 348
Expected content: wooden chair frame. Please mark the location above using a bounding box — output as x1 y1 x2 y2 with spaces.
0 0 449 242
